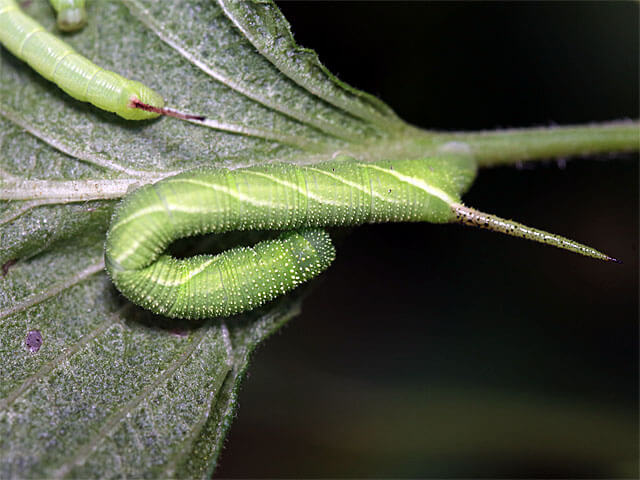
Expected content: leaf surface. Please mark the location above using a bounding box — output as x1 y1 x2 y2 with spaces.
0 0 407 477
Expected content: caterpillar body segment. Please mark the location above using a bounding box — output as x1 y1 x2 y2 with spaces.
0 0 163 120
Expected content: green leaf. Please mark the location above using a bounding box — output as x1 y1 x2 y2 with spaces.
0 0 411 477
0 0 637 478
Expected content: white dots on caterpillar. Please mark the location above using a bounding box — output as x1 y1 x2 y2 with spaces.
105 157 617 320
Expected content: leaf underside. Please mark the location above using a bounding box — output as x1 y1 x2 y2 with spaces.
0 0 410 477
2 1 636 478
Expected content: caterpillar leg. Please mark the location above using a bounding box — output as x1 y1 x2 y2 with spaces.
452 203 620 263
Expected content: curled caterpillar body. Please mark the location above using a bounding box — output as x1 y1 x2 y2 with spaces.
49 0 86 32
0 0 163 120
105 157 473 319
105 156 616 320
107 229 335 319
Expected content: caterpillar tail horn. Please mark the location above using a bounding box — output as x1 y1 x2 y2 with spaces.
452 203 620 263
129 99 205 122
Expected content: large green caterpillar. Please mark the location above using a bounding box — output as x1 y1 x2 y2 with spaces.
49 0 86 32
105 156 616 320
0 0 163 120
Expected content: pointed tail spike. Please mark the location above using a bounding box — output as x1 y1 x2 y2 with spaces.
130 100 206 121
452 203 620 263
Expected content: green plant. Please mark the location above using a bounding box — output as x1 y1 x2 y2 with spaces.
0 1 637 477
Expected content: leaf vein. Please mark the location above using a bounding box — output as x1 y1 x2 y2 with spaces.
217 0 403 132
51 326 211 479
0 260 105 321
0 311 121 411
0 107 161 178
123 0 366 144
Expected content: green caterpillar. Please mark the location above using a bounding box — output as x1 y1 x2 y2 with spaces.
0 0 163 119
105 156 616 320
49 0 86 32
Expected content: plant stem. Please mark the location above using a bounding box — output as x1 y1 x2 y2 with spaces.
428 120 639 167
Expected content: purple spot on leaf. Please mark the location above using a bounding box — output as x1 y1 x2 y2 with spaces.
25 330 43 353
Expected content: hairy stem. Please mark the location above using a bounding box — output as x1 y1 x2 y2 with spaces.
429 120 639 167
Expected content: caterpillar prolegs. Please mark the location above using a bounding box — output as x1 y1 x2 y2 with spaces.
105 156 617 320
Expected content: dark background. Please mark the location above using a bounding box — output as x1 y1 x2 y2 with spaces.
216 2 638 478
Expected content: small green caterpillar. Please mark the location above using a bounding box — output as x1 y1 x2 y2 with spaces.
0 0 163 120
49 0 86 32
105 156 616 320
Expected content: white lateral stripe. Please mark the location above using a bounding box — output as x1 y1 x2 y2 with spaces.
113 175 281 265
114 230 154 264
111 202 224 232
361 164 456 205
110 205 165 232
150 258 216 286
112 205 224 264
304 166 400 204
305 166 368 193
167 177 276 207
240 170 344 206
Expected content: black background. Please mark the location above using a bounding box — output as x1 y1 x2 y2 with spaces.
216 2 638 478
